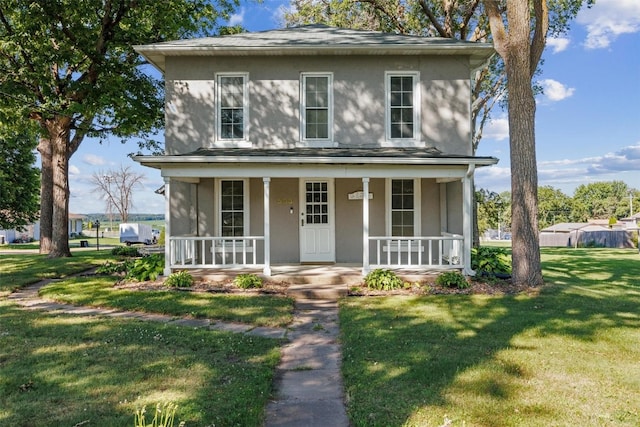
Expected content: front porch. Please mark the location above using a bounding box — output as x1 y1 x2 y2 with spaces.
135 147 497 278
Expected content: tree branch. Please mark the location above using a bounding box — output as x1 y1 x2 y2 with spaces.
530 0 549 77
483 0 507 58
417 0 449 37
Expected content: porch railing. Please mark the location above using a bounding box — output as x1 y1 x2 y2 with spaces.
368 234 463 269
169 236 264 269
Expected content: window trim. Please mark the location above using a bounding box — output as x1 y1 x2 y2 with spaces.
300 72 334 147
215 72 250 147
215 178 250 238
384 71 421 146
385 178 422 237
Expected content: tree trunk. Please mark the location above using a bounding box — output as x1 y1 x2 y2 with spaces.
37 137 53 254
47 119 72 258
505 2 544 286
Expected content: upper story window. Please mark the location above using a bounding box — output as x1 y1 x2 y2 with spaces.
301 73 333 143
217 73 249 142
386 72 420 143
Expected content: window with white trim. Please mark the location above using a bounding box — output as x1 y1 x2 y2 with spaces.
301 73 332 141
218 179 249 237
217 73 248 141
387 178 421 237
386 72 420 141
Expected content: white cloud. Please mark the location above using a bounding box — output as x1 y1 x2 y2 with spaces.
577 0 640 49
228 7 245 27
547 37 570 54
82 154 106 166
483 116 509 141
476 143 640 193
539 79 575 102
69 165 81 175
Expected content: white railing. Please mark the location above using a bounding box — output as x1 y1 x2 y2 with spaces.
369 234 463 269
169 236 264 269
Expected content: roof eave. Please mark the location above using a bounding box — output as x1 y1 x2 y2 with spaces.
134 43 494 73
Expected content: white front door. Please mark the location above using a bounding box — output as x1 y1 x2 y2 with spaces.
299 179 335 263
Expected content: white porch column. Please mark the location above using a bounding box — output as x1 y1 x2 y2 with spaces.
263 177 271 276
463 165 475 275
362 177 370 276
163 177 172 277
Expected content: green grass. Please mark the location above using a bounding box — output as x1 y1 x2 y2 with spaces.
0 251 113 295
340 248 640 426
0 299 281 426
39 276 294 328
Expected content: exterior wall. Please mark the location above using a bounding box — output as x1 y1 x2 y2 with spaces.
164 55 472 155
335 178 363 263
196 178 215 236
269 178 299 263
170 180 198 236
420 179 441 235
445 180 463 234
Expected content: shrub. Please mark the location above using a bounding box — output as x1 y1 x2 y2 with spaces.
234 273 262 289
96 260 128 275
471 246 511 276
364 269 403 290
125 254 164 282
436 271 469 289
165 271 194 288
111 246 141 257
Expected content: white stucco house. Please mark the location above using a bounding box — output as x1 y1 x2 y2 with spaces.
133 25 497 276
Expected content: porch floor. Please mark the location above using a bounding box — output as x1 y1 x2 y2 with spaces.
183 263 440 287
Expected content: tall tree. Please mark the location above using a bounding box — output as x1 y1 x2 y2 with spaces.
476 188 507 237
91 165 145 223
537 185 572 229
572 181 632 221
484 0 547 285
0 0 238 257
0 119 40 230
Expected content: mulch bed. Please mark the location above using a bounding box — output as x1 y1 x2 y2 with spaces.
112 275 540 297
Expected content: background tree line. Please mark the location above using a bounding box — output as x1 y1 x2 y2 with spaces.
477 180 640 236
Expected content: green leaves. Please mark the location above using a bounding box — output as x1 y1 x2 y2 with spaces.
0 122 40 230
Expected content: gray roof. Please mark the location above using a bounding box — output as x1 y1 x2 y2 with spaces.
134 147 498 169
135 24 494 72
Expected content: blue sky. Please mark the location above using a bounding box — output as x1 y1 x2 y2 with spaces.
68 0 640 214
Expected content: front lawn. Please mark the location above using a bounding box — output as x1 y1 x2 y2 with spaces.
340 248 640 426
0 251 113 294
0 299 281 426
39 276 294 328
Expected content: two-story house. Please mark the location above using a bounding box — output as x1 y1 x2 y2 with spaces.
133 25 497 277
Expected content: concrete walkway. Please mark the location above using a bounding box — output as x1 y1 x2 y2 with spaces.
7 278 350 426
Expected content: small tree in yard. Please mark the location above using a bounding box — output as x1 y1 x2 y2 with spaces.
0 120 40 230
91 165 144 224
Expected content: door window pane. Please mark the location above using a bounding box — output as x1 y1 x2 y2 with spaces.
305 181 329 224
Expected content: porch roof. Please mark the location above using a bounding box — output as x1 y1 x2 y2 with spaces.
134 147 498 169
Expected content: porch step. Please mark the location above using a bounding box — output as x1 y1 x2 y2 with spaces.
286 283 348 300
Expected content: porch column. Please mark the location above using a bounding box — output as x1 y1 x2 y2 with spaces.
263 177 271 276
362 177 370 276
463 165 475 275
163 177 171 277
